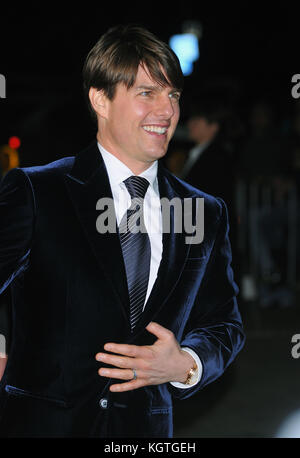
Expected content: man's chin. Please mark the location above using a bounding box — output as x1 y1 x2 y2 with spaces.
144 146 169 162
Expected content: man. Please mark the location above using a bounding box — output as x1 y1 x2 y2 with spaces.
0 25 245 437
182 97 236 211
182 97 240 265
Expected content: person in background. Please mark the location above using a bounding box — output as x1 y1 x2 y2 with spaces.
182 97 238 215
182 96 241 263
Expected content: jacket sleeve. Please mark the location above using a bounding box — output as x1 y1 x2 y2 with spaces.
0 168 35 296
168 197 245 400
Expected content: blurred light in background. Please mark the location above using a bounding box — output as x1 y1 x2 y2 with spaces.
169 33 199 76
169 20 202 76
275 409 300 437
8 136 21 150
0 136 21 176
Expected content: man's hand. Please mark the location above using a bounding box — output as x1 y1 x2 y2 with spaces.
95 322 195 392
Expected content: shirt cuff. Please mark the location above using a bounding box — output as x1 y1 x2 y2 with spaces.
169 347 203 389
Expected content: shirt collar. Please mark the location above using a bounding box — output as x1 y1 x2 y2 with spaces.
97 142 158 191
189 140 210 160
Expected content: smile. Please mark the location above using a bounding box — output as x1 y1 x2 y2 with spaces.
142 125 168 135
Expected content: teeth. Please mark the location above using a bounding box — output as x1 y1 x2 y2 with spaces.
143 125 167 134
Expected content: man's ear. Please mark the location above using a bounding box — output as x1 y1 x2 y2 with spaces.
88 87 109 118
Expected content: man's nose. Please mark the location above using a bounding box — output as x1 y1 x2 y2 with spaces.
155 94 175 118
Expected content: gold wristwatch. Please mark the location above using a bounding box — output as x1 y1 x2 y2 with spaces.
184 363 198 385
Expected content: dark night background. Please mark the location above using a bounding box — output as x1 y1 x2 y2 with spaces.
1 4 299 164
1 3 300 439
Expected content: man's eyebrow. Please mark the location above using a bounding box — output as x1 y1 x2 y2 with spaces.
135 84 161 91
135 84 181 93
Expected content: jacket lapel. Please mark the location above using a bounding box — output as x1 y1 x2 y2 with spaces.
64 142 131 331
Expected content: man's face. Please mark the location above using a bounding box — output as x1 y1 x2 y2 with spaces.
96 65 181 171
187 116 218 144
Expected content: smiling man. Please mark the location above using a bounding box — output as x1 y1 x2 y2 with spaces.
0 25 245 437
89 65 181 173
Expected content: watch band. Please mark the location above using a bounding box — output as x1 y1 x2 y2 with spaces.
184 363 198 385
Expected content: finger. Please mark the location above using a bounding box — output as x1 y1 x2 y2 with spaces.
145 321 174 341
96 352 133 368
103 343 149 359
98 367 137 381
109 379 145 392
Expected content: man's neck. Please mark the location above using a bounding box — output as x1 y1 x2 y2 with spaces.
96 135 155 176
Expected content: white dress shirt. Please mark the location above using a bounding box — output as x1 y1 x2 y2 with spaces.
98 142 202 388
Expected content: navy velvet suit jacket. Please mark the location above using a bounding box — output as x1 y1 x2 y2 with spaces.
0 141 245 437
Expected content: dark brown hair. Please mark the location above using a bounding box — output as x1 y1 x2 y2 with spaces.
82 24 184 118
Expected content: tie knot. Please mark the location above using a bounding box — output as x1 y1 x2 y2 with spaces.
124 176 150 199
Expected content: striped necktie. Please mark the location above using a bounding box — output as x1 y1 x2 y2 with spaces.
119 176 151 331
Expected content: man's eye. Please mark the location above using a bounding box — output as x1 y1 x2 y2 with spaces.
140 91 152 97
169 92 181 101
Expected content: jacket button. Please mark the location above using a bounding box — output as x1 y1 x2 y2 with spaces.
99 398 108 409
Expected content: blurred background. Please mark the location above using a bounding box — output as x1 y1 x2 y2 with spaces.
1 2 300 438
